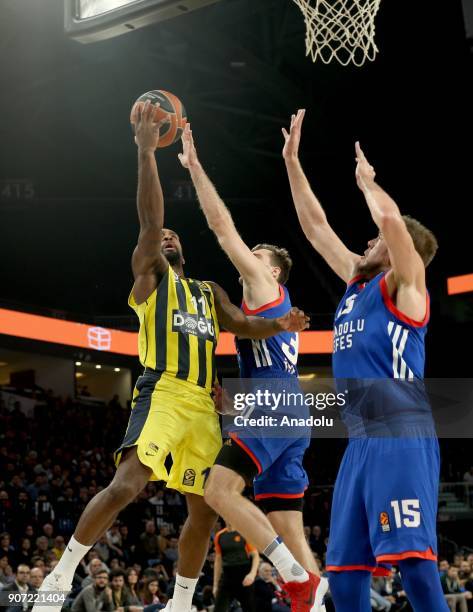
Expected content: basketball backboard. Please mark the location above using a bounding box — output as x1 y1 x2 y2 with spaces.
65 0 221 43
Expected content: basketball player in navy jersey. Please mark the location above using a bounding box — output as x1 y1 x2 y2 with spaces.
283 109 447 612
178 124 328 612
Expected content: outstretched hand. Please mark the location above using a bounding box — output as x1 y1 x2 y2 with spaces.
282 109 306 160
178 123 199 169
277 307 310 333
133 100 170 153
355 141 376 191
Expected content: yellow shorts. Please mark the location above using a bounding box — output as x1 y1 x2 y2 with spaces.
114 370 222 496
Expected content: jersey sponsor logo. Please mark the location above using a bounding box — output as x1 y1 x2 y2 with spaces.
145 442 160 457
333 318 365 353
182 468 196 486
172 310 215 341
380 512 391 533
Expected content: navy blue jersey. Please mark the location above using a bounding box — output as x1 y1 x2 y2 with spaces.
333 272 433 437
236 285 298 379
333 271 429 379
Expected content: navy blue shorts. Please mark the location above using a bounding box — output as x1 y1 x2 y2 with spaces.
326 435 440 574
231 433 310 500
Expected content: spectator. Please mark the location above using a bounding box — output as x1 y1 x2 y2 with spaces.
0 534 15 567
106 522 124 559
32 537 49 562
137 521 160 565
0 554 12 587
309 526 326 559
463 467 473 484
81 558 107 588
139 578 161 606
16 539 32 566
51 536 65 560
125 568 141 604
0 564 36 606
109 569 142 611
94 536 112 564
41 525 54 549
26 474 49 503
254 563 288 612
163 538 178 570
29 567 44 590
440 560 450 576
71 569 113 612
441 566 469 611
12 494 32 535
157 526 170 556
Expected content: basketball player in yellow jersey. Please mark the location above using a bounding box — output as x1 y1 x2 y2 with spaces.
33 100 309 612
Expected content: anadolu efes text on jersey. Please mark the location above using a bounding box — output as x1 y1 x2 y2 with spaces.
333 272 430 380
236 285 299 378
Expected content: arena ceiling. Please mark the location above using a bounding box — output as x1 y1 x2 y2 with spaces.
0 0 472 372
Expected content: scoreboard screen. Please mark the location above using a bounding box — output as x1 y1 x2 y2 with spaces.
65 0 220 43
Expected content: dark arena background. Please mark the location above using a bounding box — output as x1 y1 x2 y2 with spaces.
0 0 472 611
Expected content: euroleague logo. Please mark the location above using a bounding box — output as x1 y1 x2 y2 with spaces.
380 512 391 533
172 310 215 341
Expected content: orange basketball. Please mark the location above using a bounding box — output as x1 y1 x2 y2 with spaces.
130 90 187 148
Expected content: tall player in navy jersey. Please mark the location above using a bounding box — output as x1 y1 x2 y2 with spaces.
179 124 328 612
283 109 447 612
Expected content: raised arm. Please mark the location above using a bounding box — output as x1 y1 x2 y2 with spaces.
283 109 361 283
178 125 277 301
354 142 427 318
131 100 170 304
209 282 309 339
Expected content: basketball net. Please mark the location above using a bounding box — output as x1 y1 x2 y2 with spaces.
292 0 382 67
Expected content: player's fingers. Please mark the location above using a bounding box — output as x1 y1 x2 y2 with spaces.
355 141 365 159
281 127 289 140
156 114 170 128
135 102 143 124
142 99 151 120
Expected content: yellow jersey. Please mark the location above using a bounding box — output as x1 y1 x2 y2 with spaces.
129 267 219 394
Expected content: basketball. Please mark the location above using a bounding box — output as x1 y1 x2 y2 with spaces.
130 90 187 148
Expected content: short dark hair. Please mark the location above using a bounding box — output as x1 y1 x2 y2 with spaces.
109 569 126 580
402 215 438 267
251 244 293 284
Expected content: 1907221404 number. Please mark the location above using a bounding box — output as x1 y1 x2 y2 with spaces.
1 592 67 605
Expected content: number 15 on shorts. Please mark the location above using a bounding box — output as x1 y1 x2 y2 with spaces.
390 499 421 528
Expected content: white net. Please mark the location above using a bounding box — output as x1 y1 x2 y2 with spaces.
292 0 382 67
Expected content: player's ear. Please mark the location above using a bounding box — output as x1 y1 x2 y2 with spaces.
272 266 281 281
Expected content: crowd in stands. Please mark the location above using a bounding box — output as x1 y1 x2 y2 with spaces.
1 391 473 611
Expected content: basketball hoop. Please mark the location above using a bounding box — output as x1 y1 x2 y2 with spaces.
292 0 382 67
